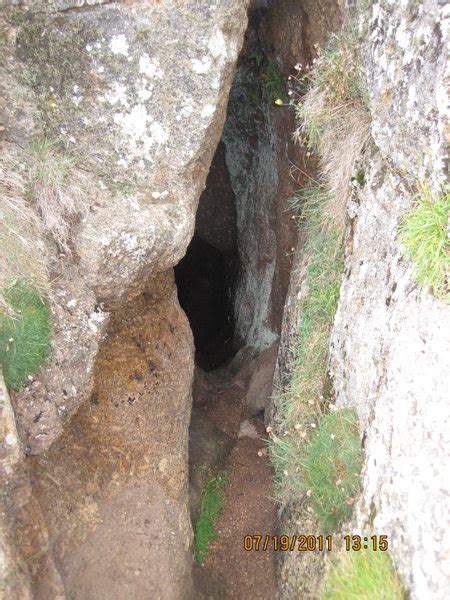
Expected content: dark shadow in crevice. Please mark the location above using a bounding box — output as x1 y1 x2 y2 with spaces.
175 234 238 371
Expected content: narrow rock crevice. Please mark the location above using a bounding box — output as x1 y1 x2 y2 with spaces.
180 8 303 596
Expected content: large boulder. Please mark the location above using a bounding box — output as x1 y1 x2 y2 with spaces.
329 1 449 598
1 0 249 453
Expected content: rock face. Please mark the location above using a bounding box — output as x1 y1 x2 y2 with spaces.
329 1 450 598
1 0 249 453
221 32 299 353
223 65 280 351
29 271 195 599
2 1 250 597
0 373 64 600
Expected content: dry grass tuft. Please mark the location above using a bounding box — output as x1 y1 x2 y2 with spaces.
1 139 86 308
293 31 371 232
0 153 48 307
27 138 86 254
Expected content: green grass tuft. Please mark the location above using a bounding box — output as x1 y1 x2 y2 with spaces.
194 472 227 564
301 408 363 532
0 281 51 390
399 183 449 301
321 550 405 599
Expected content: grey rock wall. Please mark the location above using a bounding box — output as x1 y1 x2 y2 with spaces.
330 1 449 597
223 66 280 352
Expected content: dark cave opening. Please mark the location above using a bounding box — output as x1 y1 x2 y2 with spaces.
175 142 240 371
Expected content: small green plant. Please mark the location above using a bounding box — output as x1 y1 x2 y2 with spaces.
352 168 366 187
194 472 227 564
301 408 363 532
399 183 449 301
0 281 51 390
262 59 286 103
321 549 405 599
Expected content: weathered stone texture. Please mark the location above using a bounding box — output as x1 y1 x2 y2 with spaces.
1 0 249 453
30 271 195 599
1 374 64 600
330 1 449 598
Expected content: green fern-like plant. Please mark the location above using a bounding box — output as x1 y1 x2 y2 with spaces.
194 472 227 564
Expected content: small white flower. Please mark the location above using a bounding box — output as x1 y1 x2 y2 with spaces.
306 489 312 497
331 434 336 440
310 423 316 429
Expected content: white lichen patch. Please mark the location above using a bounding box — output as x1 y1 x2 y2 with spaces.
191 57 212 74
151 190 169 199
200 104 215 119
149 121 168 145
87 310 106 334
112 104 168 162
139 54 163 79
137 82 154 102
102 82 129 106
109 34 129 56
208 27 227 59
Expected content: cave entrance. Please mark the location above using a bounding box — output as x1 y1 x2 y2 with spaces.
175 141 240 371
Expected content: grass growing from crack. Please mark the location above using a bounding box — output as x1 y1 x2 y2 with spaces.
194 472 227 564
292 28 370 233
301 408 363 532
321 549 405 599
399 183 449 301
0 153 48 306
270 186 345 506
1 138 85 308
27 137 86 253
0 281 51 390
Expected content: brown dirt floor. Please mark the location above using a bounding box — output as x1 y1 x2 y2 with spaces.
192 368 278 599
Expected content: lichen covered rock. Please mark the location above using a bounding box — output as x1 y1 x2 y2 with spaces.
1 0 249 453
330 1 449 598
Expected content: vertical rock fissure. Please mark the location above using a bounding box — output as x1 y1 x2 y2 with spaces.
181 8 298 596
